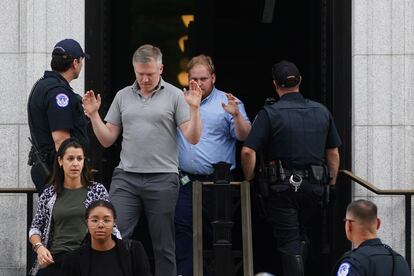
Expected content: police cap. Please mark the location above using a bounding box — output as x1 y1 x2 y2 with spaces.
272 60 301 88
52 39 89 59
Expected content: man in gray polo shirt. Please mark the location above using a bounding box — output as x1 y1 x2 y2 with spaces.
82 44 201 276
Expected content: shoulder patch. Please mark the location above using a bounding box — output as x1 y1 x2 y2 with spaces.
56 93 69 107
337 262 350 276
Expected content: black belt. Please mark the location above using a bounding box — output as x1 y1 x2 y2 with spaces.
282 169 311 178
180 171 214 182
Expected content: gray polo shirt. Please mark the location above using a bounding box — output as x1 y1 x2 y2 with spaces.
105 79 190 173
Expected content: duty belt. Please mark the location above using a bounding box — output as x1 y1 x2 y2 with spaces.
266 161 331 194
267 162 314 192
282 169 310 192
282 169 310 178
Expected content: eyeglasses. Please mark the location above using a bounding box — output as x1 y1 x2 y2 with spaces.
343 218 355 223
87 218 114 228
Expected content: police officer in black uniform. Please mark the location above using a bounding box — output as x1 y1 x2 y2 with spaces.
28 39 89 195
333 199 410 276
241 60 342 276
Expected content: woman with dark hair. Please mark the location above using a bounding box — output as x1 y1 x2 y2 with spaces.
29 138 120 276
62 200 152 276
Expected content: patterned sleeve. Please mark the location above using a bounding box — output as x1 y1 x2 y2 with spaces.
29 189 51 238
95 183 110 201
86 183 109 204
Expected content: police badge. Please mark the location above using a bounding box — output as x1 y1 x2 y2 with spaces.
56 93 69 107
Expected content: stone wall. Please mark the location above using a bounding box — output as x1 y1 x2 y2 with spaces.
0 0 84 274
352 0 414 270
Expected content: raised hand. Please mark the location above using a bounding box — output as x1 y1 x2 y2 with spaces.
221 93 241 116
183 80 202 109
82 90 101 117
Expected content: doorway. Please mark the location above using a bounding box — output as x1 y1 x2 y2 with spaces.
85 0 351 274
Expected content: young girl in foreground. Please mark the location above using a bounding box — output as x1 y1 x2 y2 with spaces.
62 200 152 276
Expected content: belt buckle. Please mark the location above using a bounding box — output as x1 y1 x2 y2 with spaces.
289 173 302 192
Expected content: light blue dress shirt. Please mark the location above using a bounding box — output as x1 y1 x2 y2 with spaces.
178 87 250 175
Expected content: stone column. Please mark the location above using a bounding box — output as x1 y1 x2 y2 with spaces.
352 0 414 269
0 0 84 274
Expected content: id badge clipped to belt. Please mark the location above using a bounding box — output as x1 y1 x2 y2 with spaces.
179 173 191 186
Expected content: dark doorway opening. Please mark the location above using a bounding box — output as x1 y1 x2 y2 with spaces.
85 0 351 275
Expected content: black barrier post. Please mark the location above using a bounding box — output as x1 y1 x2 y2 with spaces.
211 162 233 276
192 180 253 276
193 180 203 275
27 191 35 275
405 194 411 268
240 181 254 275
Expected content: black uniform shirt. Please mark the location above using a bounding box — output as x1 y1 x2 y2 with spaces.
334 238 411 276
28 71 89 154
244 92 341 167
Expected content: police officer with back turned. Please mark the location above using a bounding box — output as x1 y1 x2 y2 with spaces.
333 199 410 276
27 39 89 195
241 60 342 276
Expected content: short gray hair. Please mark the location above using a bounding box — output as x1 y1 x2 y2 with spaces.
132 44 162 68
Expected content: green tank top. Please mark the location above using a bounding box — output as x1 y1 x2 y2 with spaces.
50 186 88 254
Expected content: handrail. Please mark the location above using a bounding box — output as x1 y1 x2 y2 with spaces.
0 188 37 275
0 188 37 193
340 170 413 268
341 170 414 195
3 172 413 273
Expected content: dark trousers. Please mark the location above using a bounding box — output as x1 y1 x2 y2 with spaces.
267 180 321 255
36 253 65 276
175 181 213 276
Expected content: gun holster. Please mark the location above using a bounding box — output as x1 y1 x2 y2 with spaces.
258 179 269 198
28 147 53 178
267 162 278 184
27 146 36 166
250 179 269 219
310 164 330 185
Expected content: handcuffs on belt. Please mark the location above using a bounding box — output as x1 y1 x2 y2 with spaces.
289 173 303 192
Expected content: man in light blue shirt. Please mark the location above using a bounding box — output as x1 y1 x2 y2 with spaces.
175 55 251 275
